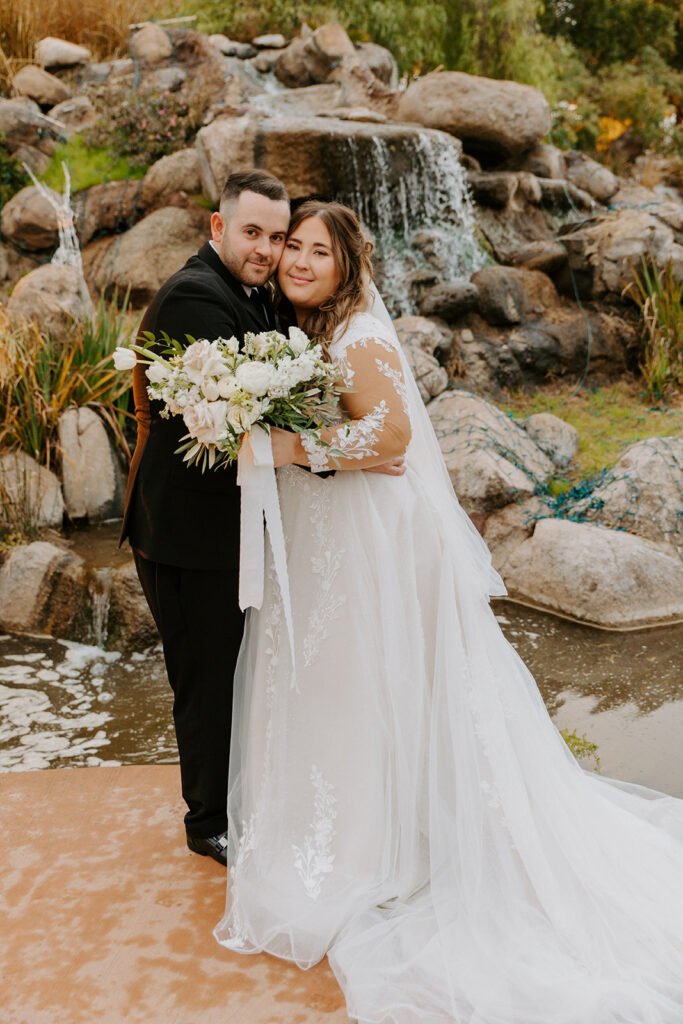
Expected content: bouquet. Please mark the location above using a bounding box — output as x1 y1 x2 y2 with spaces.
114 326 344 471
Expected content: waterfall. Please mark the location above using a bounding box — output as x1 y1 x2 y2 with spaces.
89 567 113 649
338 129 489 316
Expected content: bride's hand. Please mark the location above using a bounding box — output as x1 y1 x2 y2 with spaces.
269 427 302 468
364 456 407 476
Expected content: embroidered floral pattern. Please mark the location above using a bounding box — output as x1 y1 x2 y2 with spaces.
333 400 389 460
375 357 411 420
292 764 337 899
301 429 331 473
303 486 347 667
226 814 257 947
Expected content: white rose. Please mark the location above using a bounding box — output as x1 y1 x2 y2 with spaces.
113 347 137 371
288 326 310 355
202 377 220 401
235 361 275 397
216 336 240 355
292 354 316 383
183 340 225 384
216 376 240 399
182 399 228 444
226 404 251 433
146 361 169 385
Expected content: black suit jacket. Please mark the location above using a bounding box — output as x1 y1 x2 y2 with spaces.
120 242 275 571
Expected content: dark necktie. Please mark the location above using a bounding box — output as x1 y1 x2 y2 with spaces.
248 287 271 329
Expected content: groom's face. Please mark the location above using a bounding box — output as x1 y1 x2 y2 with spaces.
211 190 290 287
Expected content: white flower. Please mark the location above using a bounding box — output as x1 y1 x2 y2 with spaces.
226 404 251 433
182 399 228 444
113 347 137 371
288 326 310 355
292 354 316 382
217 376 240 399
146 361 170 385
216 336 240 355
202 377 220 401
235 361 275 397
183 339 226 384
244 332 271 358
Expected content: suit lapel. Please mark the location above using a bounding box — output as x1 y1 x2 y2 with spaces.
196 242 273 333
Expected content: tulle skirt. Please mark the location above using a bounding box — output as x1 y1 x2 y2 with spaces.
215 463 683 1024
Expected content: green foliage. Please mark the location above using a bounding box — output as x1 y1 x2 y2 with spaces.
0 133 29 205
39 135 144 192
85 81 211 168
560 728 600 770
626 259 683 401
540 0 678 69
0 295 136 472
595 54 682 151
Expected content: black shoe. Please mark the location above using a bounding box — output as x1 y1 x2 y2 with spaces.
186 831 228 866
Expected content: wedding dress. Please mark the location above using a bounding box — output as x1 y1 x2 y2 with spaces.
215 288 683 1024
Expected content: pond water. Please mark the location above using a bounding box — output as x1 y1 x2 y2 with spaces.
0 603 682 798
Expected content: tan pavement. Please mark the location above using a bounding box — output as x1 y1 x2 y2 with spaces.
0 766 349 1024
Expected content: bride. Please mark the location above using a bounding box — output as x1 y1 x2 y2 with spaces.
215 200 683 1024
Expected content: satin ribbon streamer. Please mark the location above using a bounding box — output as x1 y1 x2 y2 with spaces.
237 427 297 686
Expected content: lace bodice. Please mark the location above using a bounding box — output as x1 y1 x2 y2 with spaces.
300 313 412 472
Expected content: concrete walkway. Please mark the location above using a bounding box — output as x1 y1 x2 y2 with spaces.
0 766 349 1024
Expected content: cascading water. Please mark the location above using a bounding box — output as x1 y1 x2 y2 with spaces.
338 129 489 316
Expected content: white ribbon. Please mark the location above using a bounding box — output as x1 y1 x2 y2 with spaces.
237 427 297 686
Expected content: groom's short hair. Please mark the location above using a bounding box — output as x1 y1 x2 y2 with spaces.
220 170 289 209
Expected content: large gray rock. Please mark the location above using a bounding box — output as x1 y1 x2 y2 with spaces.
252 33 287 49
83 206 207 305
0 98 59 155
208 35 256 58
12 65 70 107
58 408 125 521
0 541 86 637
140 149 202 210
427 390 554 515
467 171 519 209
353 42 398 86
394 315 452 356
559 209 683 299
501 518 683 628
73 179 144 246
402 345 448 402
274 24 356 88
419 280 479 321
564 151 619 203
106 562 159 649
482 495 547 573
7 264 88 335
129 23 173 63
0 450 64 529
47 94 97 138
1 185 60 251
524 413 579 469
508 240 568 275
35 37 92 68
398 71 551 159
517 143 565 180
470 265 560 326
570 438 683 559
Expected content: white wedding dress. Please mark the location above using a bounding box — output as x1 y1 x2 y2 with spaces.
215 292 683 1024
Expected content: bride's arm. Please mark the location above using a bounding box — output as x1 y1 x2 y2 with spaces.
271 337 412 472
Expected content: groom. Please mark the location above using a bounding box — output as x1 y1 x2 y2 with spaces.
122 169 404 866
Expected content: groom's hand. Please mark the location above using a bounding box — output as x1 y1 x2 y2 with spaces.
364 456 407 476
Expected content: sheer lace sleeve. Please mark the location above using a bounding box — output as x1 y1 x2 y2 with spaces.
300 336 412 472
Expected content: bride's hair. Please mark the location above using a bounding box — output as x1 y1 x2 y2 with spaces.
282 200 374 347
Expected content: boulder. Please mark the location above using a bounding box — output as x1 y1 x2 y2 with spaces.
58 408 125 521
419 280 479 321
129 23 173 63
80 58 134 84
402 345 448 402
470 266 560 326
523 413 578 469
11 142 50 174
0 541 87 637
7 264 88 335
47 94 97 138
73 179 144 246
558 209 683 299
0 98 59 155
569 438 683 559
537 178 595 212
106 562 159 649
274 24 356 88
482 495 547 573
353 42 398 86
252 33 287 49
12 65 70 107
394 315 452 356
35 37 92 68
398 71 551 159
140 148 202 210
143 66 187 92
508 240 568 275
467 171 519 209
83 206 207 305
1 185 60 251
0 450 64 529
501 518 683 629
563 151 619 203
427 390 554 515
209 35 256 58
517 143 565 180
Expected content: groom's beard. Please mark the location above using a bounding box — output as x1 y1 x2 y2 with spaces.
221 248 276 287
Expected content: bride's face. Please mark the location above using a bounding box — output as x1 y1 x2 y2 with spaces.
278 216 341 310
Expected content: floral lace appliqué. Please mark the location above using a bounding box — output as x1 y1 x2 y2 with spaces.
303 486 346 667
300 429 330 473
333 400 389 460
226 814 257 947
375 357 411 420
292 764 337 900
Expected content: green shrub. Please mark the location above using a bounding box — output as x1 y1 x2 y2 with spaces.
626 259 683 401
39 135 144 192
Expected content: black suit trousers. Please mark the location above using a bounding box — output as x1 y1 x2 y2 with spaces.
134 551 245 839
